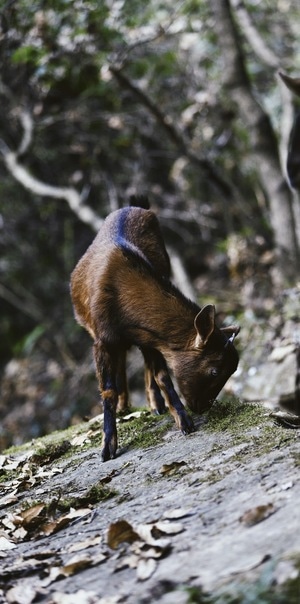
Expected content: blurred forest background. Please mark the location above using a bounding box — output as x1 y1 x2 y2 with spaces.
0 0 299 449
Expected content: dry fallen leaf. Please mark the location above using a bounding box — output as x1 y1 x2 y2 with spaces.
136 557 157 581
107 519 139 549
34 467 64 479
0 534 17 550
41 560 88 588
239 503 276 527
1 514 18 531
118 410 150 422
51 590 100 604
108 515 182 581
159 461 187 476
154 520 184 535
3 459 23 471
0 491 19 509
0 500 81 542
41 566 62 587
41 552 107 587
71 433 92 447
20 502 46 527
67 534 102 553
114 552 140 572
12 526 28 540
137 544 168 560
52 591 123 604
136 522 170 548
162 507 192 520
1 503 47 539
0 556 51 583
60 554 93 576
6 582 37 604
40 508 91 536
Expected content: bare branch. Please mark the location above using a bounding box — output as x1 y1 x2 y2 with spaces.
18 110 34 156
3 150 103 230
168 247 196 301
277 73 295 181
0 106 195 298
110 2 188 64
0 109 103 233
229 0 278 68
103 174 119 212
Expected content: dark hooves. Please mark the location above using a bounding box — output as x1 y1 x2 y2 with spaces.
152 405 167 416
101 442 117 462
181 414 195 435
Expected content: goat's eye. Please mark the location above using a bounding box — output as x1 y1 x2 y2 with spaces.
211 368 218 377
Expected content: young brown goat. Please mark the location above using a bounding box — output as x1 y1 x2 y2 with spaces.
70 198 240 461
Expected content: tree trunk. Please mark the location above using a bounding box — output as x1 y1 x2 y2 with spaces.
210 0 299 284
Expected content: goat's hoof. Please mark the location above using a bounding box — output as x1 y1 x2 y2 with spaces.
101 441 117 462
181 414 195 435
152 405 167 416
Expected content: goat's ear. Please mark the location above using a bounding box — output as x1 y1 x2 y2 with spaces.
194 304 215 348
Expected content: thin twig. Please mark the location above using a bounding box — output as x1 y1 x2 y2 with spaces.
0 283 43 321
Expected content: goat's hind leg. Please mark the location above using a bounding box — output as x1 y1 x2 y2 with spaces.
143 349 166 415
116 349 130 413
93 340 119 461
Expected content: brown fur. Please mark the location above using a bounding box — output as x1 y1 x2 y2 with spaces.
70 201 239 461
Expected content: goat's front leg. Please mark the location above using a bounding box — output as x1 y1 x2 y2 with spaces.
93 340 119 461
142 348 194 434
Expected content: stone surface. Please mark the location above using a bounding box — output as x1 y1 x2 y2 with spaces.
0 404 299 603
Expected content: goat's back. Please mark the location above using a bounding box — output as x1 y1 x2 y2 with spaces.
103 206 170 274
70 206 170 338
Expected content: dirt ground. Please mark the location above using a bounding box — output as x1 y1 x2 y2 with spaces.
0 399 300 604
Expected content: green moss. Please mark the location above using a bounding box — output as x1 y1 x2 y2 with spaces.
56 481 117 511
179 557 300 602
31 439 72 465
199 397 298 466
117 409 172 451
203 397 265 434
1 408 172 490
292 451 300 467
4 422 88 456
4 408 172 461
281 574 300 603
203 469 224 485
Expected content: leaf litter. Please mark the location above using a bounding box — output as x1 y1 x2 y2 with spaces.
107 515 185 580
1 443 188 595
2 399 298 602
